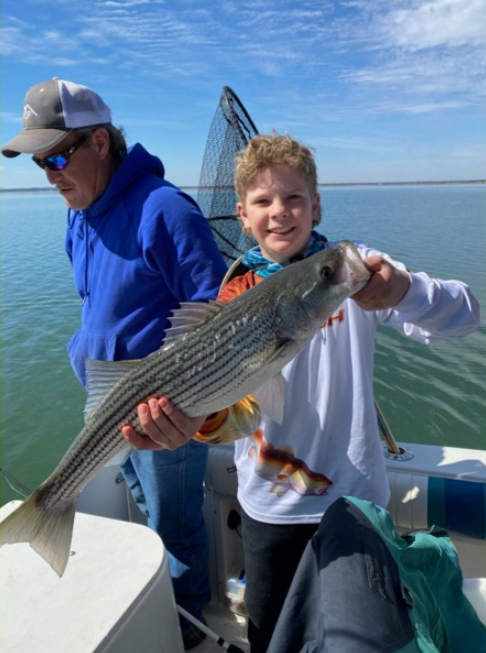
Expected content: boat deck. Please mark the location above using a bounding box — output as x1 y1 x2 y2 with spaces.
193 604 249 653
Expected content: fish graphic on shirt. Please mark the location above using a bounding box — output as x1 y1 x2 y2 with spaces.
248 430 332 497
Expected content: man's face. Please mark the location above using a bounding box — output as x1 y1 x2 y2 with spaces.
33 129 108 209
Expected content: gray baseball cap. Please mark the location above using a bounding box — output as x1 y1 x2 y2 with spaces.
2 78 112 157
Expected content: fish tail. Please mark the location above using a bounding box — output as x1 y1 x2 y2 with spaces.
0 488 77 577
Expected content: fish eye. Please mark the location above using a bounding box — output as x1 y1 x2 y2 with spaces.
321 265 333 280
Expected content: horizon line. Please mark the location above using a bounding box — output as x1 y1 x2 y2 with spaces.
1 179 485 193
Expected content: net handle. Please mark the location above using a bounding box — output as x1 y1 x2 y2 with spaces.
221 86 260 145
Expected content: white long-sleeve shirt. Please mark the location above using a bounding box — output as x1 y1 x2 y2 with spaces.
229 242 480 524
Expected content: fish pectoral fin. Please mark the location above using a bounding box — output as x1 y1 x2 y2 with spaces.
85 359 142 422
164 300 228 346
0 487 77 577
252 373 285 424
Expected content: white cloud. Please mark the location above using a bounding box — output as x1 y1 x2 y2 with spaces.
379 0 486 51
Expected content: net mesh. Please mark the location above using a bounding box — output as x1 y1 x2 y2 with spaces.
197 86 259 265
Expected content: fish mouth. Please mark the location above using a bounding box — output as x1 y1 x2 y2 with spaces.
337 241 371 292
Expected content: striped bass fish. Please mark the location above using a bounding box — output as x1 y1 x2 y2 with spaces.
0 241 370 576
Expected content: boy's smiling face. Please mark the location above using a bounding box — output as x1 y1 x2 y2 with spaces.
238 164 320 263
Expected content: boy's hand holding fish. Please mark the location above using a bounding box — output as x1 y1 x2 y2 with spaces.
123 394 262 450
121 397 206 451
351 255 411 311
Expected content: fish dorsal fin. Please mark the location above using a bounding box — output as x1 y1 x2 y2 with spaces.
85 359 142 422
164 300 228 346
252 373 285 425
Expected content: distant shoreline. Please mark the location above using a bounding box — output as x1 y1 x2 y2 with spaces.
1 179 484 194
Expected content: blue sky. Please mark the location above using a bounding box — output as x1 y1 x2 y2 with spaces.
1 0 485 189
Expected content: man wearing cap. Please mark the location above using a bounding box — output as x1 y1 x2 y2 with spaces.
2 78 227 650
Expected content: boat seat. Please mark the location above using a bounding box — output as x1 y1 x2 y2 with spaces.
1 501 184 653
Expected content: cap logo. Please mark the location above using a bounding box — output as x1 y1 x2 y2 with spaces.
23 103 39 121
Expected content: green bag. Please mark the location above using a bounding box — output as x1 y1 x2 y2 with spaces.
346 496 486 653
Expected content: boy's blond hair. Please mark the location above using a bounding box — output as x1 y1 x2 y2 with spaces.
235 133 322 225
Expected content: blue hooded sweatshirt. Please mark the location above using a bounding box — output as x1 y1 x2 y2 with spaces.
65 143 227 387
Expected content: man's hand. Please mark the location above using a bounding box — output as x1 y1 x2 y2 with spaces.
121 397 207 451
352 255 411 311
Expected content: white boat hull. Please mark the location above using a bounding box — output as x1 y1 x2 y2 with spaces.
1 440 485 652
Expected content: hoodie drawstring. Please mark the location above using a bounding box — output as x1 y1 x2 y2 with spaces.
83 215 90 305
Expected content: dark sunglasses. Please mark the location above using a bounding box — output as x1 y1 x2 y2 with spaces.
32 133 91 172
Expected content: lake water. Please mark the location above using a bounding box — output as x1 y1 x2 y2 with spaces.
1 185 485 505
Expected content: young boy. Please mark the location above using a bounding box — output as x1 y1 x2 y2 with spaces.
123 134 480 652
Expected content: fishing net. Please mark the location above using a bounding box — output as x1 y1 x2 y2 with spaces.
197 86 259 265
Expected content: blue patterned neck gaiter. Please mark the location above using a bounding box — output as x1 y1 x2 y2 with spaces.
242 230 328 279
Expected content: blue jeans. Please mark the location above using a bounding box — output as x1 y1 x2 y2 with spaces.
120 440 210 626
